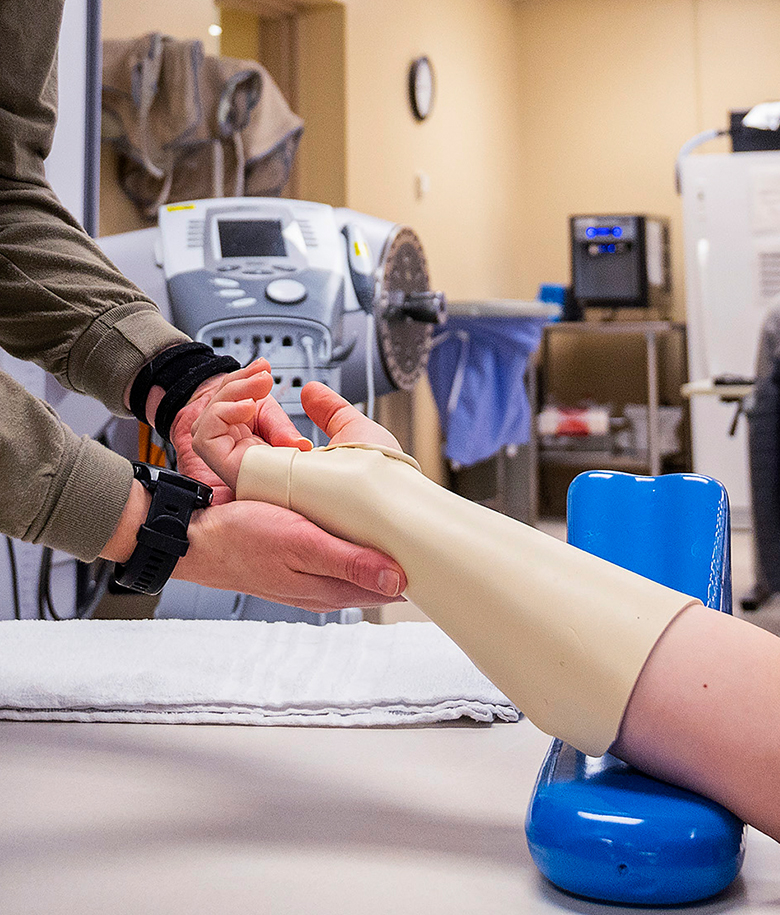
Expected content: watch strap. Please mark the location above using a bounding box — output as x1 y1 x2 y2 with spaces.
113 469 209 595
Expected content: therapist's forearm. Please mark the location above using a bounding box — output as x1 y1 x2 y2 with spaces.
0 369 135 562
612 602 780 841
100 481 152 564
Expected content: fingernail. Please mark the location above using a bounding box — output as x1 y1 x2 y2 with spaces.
377 570 402 596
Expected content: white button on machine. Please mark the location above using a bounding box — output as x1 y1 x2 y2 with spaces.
218 289 246 298
266 278 307 305
212 277 240 288
229 297 258 308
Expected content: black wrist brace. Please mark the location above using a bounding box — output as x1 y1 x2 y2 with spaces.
129 342 241 442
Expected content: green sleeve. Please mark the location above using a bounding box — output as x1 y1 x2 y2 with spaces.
0 369 134 561
0 1 190 558
0 0 190 418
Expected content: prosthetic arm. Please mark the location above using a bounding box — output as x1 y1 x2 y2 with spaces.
237 443 701 757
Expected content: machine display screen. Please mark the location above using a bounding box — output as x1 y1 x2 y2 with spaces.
218 219 287 258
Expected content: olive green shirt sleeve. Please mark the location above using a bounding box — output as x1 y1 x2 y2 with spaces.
0 0 189 558
0 370 134 561
0 0 190 418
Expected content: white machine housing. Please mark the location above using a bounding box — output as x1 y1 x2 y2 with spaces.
681 151 780 527
160 198 346 412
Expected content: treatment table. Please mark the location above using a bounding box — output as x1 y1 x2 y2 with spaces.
1 718 778 914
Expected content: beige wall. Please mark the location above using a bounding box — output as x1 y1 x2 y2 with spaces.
342 0 524 302
295 5 347 206
513 0 780 319
340 0 780 321
102 0 221 52
341 0 524 479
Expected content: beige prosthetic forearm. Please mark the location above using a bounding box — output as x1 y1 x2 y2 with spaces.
237 444 700 756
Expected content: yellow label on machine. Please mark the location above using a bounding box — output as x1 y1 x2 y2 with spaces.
166 204 196 211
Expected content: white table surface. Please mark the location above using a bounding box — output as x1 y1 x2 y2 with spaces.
1 718 778 914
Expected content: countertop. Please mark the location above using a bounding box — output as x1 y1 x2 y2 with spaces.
1 718 778 914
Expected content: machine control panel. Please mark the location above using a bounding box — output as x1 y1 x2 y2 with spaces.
158 198 353 416
266 278 307 304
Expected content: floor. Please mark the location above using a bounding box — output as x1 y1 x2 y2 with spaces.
384 518 780 639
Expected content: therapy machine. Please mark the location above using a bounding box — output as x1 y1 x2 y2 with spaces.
103 198 445 439
0 199 444 622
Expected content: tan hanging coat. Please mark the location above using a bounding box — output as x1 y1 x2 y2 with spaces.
102 33 303 220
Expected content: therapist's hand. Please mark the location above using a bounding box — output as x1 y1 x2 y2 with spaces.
169 359 311 504
180 363 406 607
174 498 404 609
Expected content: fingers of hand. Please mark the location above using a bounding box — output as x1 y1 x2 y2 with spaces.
212 370 274 407
301 381 402 449
283 515 406 597
211 366 309 450
287 576 407 611
218 358 272 387
186 501 404 610
256 396 312 450
300 381 353 437
191 400 267 490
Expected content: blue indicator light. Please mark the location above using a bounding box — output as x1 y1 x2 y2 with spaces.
608 244 616 253
613 226 622 237
586 227 596 238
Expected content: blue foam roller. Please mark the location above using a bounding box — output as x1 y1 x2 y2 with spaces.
525 471 746 904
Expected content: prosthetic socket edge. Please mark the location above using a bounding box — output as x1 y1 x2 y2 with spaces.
237 444 701 756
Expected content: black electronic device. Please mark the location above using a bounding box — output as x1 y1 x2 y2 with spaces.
730 110 780 152
113 463 213 595
570 214 671 314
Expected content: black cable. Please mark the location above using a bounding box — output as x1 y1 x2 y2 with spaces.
37 547 65 621
75 558 113 619
5 537 21 620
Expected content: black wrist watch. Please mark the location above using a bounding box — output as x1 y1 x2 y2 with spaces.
113 463 213 595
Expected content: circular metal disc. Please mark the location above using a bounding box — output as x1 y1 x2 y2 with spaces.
374 226 435 390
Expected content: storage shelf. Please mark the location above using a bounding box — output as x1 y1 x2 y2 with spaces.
532 320 691 519
539 449 654 472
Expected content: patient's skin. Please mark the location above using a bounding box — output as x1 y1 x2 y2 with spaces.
613 603 780 840
192 365 780 842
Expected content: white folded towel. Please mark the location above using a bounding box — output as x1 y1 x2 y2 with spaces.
0 619 519 726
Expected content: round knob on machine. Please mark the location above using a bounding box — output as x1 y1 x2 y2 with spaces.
265 278 307 305
386 290 447 324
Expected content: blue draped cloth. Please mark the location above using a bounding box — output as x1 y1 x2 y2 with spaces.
427 316 547 467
